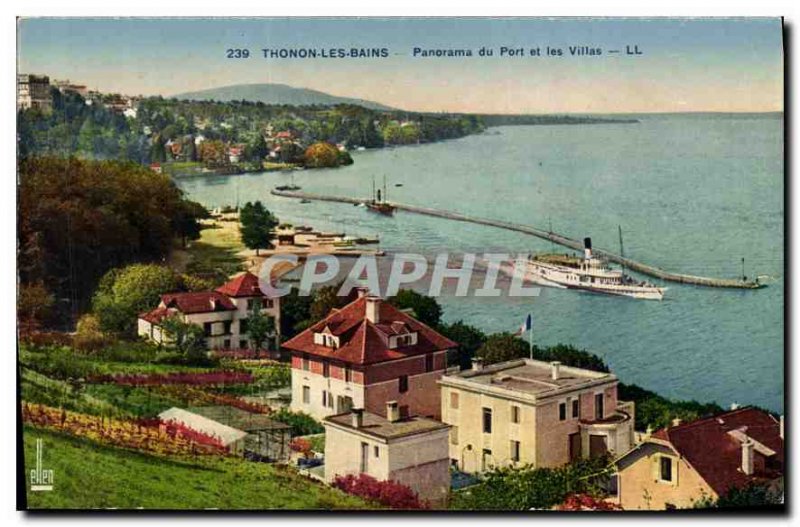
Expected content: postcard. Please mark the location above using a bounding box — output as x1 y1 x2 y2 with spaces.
16 16 784 512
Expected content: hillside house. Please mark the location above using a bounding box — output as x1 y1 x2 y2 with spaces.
138 271 280 352
283 290 456 421
614 407 784 510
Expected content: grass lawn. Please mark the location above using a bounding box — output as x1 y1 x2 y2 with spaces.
183 221 246 280
22 426 374 510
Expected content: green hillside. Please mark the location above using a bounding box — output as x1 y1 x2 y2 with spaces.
22 427 373 510
173 83 395 111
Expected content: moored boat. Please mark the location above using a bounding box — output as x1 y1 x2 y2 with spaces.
521 238 666 300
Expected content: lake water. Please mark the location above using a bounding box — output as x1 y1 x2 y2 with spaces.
177 114 784 412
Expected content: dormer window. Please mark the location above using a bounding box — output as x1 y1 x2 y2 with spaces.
390 331 418 349
314 331 339 349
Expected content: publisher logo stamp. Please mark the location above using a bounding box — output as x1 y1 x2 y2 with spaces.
30 438 54 492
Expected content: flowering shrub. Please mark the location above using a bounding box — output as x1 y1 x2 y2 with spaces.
289 437 313 458
86 370 253 386
22 403 228 456
332 473 428 510
557 493 622 511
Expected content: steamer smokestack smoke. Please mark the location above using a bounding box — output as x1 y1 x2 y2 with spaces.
584 237 593 260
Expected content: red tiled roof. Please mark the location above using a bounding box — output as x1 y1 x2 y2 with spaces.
215 271 267 298
282 296 457 366
159 291 236 314
652 408 783 496
138 307 177 324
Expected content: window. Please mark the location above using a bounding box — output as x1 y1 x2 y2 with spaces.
482 407 492 434
595 393 604 420
322 390 328 407
203 322 212 337
302 354 309 371
302 386 310 404
450 426 459 445
399 375 409 393
425 354 434 372
223 321 232 334
239 339 248 349
450 392 459 409
345 367 352 383
223 339 231 349
511 405 520 424
239 319 249 334
247 298 261 311
660 456 673 482
572 399 580 419
323 362 330 378
510 440 521 462
264 299 274 309
374 446 380 458
559 402 567 421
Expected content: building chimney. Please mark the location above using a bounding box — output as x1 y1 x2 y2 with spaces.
471 357 484 372
386 401 400 423
583 237 592 260
730 402 740 410
365 296 380 323
356 286 369 299
672 418 682 427
741 437 755 475
780 415 784 440
550 361 562 381
351 408 364 428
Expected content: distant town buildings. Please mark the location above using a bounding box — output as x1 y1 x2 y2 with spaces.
138 271 280 352
53 79 88 98
17 73 52 112
614 407 784 510
324 403 451 507
439 358 635 473
283 289 456 421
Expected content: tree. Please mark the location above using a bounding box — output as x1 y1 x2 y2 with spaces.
172 199 209 248
439 320 487 369
303 142 341 168
476 332 529 365
73 314 110 353
92 264 180 335
309 284 349 323
388 289 442 327
246 303 276 358
17 281 55 330
239 201 278 256
160 315 207 361
247 134 268 162
693 482 783 509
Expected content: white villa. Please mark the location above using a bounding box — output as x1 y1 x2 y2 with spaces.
137 271 280 351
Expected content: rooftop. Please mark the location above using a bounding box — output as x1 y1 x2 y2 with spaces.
324 411 449 441
439 358 615 401
282 295 456 366
215 271 271 298
650 407 783 495
186 405 290 432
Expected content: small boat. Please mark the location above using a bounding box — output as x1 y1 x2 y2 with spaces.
395 183 403 187
365 175 396 215
299 199 311 204
518 237 666 300
275 184 301 191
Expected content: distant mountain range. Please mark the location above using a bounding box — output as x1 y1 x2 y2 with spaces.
172 83 396 111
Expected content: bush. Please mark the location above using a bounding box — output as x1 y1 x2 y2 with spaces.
289 437 313 458
332 473 428 510
271 408 324 436
74 314 111 353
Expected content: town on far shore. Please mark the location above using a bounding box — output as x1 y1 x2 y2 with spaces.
18 71 783 512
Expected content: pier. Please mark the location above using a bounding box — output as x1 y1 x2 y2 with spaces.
270 189 763 289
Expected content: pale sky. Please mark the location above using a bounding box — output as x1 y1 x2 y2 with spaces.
17 17 784 114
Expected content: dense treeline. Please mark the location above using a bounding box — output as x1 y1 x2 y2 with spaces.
18 91 485 164
476 113 639 126
17 157 207 326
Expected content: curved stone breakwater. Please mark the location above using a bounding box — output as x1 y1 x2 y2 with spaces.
270 189 763 289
